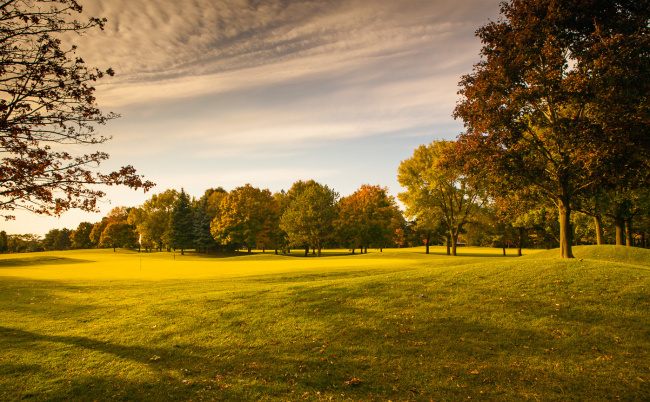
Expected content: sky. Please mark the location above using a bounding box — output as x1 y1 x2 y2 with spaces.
3 0 503 236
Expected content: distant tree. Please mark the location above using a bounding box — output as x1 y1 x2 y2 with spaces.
42 228 71 250
100 222 136 252
211 184 277 253
336 185 400 253
0 0 154 220
71 222 94 249
280 182 338 257
453 0 650 258
192 199 214 253
169 189 193 255
398 140 484 256
128 190 179 251
0 231 8 253
42 229 60 251
90 219 108 248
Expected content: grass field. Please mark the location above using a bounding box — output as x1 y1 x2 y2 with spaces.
0 246 648 401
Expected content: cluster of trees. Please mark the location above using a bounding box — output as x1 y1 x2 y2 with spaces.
29 182 404 256
1 1 648 260
397 0 649 258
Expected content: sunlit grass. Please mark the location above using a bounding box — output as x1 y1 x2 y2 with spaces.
0 246 648 401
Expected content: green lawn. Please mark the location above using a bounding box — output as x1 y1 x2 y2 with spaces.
0 246 648 401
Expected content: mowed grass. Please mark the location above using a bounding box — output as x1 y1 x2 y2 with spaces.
0 246 648 401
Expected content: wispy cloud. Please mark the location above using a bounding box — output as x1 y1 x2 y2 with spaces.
78 0 498 104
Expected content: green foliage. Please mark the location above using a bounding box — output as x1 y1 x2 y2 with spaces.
280 182 339 256
99 222 137 251
42 228 72 251
71 222 94 249
398 140 484 255
169 189 193 254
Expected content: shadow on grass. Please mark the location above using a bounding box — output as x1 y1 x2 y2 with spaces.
0 256 94 269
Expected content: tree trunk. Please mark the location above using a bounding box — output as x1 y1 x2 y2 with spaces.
558 198 574 258
247 246 252 253
181 248 185 255
625 218 633 247
502 245 506 256
425 243 430 254
451 232 458 256
517 227 523 256
305 246 309 256
317 246 322 257
594 215 605 245
614 218 625 246
351 248 355 254
425 234 430 254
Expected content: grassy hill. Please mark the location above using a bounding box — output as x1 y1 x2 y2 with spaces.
0 246 648 401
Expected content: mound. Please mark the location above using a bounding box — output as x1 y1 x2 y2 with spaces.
523 245 650 267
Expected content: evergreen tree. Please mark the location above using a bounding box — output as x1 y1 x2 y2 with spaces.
169 189 193 255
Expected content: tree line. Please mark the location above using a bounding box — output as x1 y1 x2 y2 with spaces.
5 171 649 255
1 0 647 260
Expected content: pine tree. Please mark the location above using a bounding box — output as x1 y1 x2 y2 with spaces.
169 189 193 255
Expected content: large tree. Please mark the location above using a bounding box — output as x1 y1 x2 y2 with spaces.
128 189 178 251
280 182 338 257
0 0 154 220
398 140 484 256
210 184 277 253
71 221 93 249
336 185 399 253
453 0 650 258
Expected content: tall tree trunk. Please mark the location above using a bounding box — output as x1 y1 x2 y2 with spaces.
451 232 458 256
614 218 625 246
317 246 322 257
425 243 430 254
594 215 605 245
304 245 309 256
625 218 633 247
558 198 574 258
517 227 523 256
247 246 251 253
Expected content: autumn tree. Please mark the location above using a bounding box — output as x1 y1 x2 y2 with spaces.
336 185 400 253
280 182 338 257
398 140 484 256
0 0 155 219
453 0 650 258
210 184 277 253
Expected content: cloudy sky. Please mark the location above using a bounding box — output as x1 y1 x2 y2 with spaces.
5 0 503 236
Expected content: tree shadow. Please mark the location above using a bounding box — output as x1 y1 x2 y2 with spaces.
0 256 94 268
